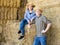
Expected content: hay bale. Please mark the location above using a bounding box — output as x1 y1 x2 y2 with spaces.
2 20 36 45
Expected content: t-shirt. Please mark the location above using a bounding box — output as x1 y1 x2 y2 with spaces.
35 15 51 37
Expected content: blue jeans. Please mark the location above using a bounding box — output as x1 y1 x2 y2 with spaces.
33 36 47 45
19 19 28 35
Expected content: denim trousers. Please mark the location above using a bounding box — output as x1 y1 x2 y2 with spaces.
19 19 28 35
33 36 47 45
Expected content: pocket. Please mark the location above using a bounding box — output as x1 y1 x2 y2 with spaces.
41 36 47 41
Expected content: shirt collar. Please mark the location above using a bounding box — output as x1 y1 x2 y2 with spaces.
37 14 42 18
27 9 34 14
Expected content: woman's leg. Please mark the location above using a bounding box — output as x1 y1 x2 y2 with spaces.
18 19 28 39
20 19 28 36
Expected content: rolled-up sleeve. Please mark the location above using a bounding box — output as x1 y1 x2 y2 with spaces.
42 16 51 24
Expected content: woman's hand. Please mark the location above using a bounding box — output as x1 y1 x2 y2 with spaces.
28 24 31 29
28 20 31 24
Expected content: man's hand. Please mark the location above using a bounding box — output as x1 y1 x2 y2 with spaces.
41 30 46 33
41 23 51 33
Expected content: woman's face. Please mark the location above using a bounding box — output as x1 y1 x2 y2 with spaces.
28 5 33 10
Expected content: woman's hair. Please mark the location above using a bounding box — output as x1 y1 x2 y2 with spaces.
25 2 35 10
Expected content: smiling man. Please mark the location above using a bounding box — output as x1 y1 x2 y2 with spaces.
33 7 51 45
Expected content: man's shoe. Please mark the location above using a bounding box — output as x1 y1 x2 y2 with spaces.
18 30 21 34
18 36 24 40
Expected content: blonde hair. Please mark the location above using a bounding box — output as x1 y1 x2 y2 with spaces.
34 7 43 12
25 2 35 10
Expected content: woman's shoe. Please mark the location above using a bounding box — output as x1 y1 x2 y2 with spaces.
18 30 21 34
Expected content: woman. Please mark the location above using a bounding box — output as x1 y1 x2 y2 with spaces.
18 3 36 40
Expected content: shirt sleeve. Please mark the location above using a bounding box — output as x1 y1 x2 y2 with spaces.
31 18 36 24
31 14 36 20
42 16 51 24
24 11 29 22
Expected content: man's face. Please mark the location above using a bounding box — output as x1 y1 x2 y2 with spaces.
36 9 42 17
28 5 33 10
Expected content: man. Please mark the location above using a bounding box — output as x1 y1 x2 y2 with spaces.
33 7 51 45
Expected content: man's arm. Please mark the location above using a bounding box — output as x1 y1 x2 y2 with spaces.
41 23 51 33
41 16 51 33
31 15 36 22
45 23 51 32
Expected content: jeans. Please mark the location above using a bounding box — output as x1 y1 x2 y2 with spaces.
33 36 47 45
19 19 28 35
